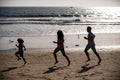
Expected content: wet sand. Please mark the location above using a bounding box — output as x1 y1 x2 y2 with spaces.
0 33 120 50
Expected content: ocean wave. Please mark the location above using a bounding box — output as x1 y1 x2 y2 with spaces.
0 14 80 17
0 17 120 25
0 20 120 25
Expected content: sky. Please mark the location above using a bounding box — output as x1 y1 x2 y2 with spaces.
0 0 120 7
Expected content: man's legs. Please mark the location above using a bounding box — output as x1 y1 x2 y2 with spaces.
91 46 101 65
84 45 91 62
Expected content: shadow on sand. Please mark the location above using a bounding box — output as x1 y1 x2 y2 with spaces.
0 64 26 73
78 64 99 73
43 66 67 74
0 67 18 72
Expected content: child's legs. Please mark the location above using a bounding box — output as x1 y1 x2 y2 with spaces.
84 45 91 60
15 51 21 60
20 52 26 64
53 48 59 63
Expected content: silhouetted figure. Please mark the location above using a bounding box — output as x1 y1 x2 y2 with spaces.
53 30 70 66
84 26 101 65
15 38 27 65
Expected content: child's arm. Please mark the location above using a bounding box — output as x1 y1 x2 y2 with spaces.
23 45 26 51
15 44 18 48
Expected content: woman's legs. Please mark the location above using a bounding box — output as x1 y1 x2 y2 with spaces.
53 48 59 64
61 49 71 66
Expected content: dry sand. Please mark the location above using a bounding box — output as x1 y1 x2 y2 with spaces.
0 48 120 80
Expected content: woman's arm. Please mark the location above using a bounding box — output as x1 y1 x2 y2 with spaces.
53 41 57 44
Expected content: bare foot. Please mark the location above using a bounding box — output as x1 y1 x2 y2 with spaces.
24 61 27 65
17 58 21 61
67 61 71 66
86 59 90 62
98 59 101 65
54 61 58 65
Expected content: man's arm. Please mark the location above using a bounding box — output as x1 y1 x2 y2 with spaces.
84 37 88 40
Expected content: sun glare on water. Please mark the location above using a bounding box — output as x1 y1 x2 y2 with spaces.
93 7 120 17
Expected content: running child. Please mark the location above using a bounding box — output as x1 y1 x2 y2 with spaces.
15 38 27 65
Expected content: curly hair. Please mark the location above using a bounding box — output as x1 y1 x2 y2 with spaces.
17 38 24 43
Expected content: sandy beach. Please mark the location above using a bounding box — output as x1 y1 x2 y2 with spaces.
0 6 120 80
0 47 120 80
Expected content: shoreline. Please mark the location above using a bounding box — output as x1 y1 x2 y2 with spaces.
0 47 120 55
0 33 120 50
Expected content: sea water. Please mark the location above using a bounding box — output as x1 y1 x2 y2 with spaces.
0 7 120 50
